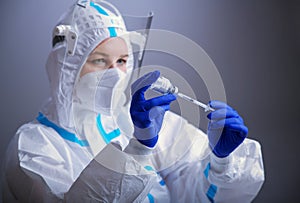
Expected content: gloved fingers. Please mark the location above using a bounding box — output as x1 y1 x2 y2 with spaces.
227 123 248 137
130 94 176 113
208 117 243 130
207 108 239 120
130 111 151 128
144 94 176 110
130 110 148 120
132 85 150 102
149 105 167 119
159 104 171 111
209 100 231 109
131 71 160 96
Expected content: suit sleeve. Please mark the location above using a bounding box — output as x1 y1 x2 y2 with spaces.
2 125 157 203
157 113 265 203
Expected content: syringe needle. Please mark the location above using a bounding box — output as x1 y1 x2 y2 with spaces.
177 92 215 112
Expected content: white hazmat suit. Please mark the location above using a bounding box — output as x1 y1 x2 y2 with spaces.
2 0 264 202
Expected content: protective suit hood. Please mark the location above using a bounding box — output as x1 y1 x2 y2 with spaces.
43 0 129 132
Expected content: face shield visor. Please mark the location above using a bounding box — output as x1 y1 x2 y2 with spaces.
64 0 153 155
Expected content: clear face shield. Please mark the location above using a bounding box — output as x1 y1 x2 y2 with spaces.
69 0 153 156
48 0 227 175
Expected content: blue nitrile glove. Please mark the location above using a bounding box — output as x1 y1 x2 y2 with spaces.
207 100 248 158
130 71 177 147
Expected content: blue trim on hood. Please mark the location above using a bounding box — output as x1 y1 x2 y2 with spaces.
90 1 117 37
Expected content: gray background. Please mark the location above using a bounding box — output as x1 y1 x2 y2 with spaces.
0 0 299 202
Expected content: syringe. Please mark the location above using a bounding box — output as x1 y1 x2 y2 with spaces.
150 76 215 112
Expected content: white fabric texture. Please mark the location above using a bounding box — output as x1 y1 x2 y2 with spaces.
2 0 264 202
3 111 264 202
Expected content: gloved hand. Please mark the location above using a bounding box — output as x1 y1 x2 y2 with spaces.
130 71 176 147
207 100 248 158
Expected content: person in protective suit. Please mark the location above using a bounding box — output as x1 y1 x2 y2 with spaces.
2 0 264 202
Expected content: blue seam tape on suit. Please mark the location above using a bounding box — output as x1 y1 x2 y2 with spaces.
96 114 120 144
90 1 117 37
36 112 89 147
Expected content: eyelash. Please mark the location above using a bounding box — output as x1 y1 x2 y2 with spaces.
88 58 106 65
117 59 127 64
88 58 127 67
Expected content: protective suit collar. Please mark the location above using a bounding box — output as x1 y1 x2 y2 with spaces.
36 112 123 156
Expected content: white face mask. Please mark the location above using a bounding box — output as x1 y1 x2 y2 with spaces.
73 68 127 115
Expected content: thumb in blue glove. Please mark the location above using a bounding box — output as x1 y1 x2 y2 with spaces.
207 100 248 158
130 71 176 147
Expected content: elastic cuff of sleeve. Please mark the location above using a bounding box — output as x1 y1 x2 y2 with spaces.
210 152 232 173
138 135 158 148
211 152 231 164
124 138 154 155
133 124 157 141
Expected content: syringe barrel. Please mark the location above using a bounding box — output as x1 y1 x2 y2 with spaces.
150 76 178 94
150 75 214 112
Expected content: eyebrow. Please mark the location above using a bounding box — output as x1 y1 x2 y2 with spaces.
90 52 129 58
120 54 129 58
90 52 108 57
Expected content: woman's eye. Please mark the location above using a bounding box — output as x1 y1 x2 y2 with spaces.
117 59 127 65
91 58 106 66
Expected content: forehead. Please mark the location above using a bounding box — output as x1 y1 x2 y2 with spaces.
92 37 128 56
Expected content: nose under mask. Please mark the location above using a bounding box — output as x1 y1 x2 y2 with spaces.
74 68 127 115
